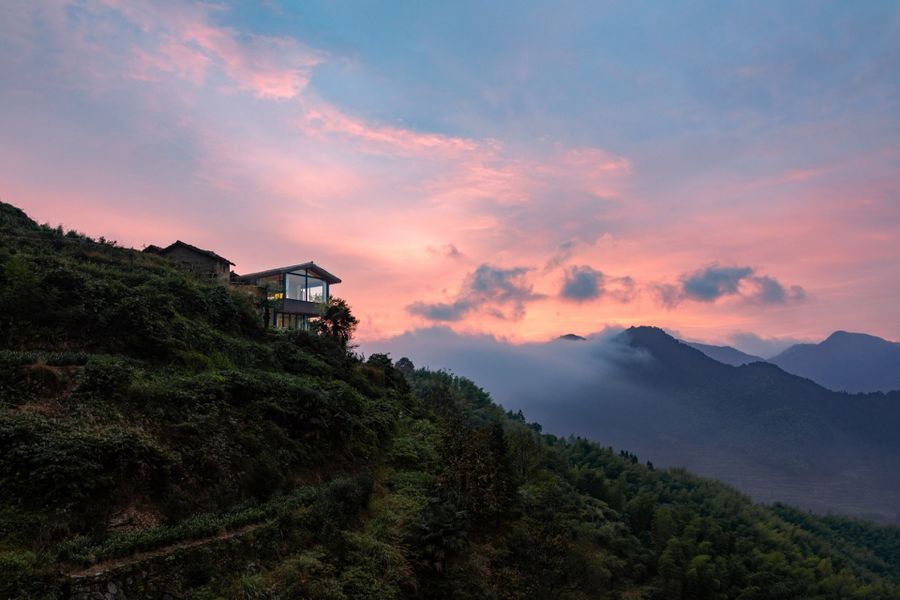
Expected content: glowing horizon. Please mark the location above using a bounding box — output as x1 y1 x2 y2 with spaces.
2 1 898 350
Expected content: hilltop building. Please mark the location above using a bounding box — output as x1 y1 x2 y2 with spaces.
145 241 340 330
236 263 341 330
144 241 234 283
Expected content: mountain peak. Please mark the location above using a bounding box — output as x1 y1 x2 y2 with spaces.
772 330 900 393
822 330 889 345
558 333 586 341
622 325 675 343
617 326 732 384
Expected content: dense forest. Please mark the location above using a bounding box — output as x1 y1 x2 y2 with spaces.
2 200 900 599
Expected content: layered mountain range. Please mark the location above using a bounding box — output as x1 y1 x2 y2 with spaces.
382 325 900 523
688 330 900 393
568 327 900 523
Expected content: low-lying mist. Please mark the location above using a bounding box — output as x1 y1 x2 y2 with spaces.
364 327 679 453
363 327 900 524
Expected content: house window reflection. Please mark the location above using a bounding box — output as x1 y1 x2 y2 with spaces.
286 272 328 303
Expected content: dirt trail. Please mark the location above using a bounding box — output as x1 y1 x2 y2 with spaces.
66 522 264 579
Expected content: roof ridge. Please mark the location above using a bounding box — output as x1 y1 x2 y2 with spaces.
149 240 235 265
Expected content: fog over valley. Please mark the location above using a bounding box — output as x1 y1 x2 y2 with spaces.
367 326 900 524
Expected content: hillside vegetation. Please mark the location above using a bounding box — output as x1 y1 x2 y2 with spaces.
2 201 900 599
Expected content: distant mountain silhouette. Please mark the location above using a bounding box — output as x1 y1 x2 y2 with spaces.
558 333 587 341
772 331 900 393
589 327 900 523
686 341 766 366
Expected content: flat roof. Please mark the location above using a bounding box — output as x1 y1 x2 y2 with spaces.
237 261 341 284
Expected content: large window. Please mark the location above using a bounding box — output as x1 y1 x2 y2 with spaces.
286 272 328 303
257 274 284 301
306 277 327 303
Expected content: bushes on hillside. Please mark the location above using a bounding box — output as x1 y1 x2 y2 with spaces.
0 224 263 360
0 411 174 539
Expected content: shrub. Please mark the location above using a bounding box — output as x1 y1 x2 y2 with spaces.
56 486 318 565
0 412 174 533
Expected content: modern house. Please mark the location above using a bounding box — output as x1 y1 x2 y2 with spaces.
146 240 341 330
236 262 342 330
144 240 234 283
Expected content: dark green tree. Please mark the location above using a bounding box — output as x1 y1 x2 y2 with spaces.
437 418 514 527
395 356 415 374
313 296 359 345
659 537 687 600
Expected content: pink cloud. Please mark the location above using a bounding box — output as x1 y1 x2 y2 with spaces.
131 38 212 84
177 22 320 99
298 104 480 155
6 1 899 346
61 0 322 99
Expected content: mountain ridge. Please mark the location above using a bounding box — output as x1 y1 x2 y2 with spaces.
686 341 767 366
534 326 900 523
772 330 900 393
672 329 900 394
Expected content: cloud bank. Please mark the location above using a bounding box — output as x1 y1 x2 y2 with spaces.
656 264 807 308
559 266 636 303
407 264 543 321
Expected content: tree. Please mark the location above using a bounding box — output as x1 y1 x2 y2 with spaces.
659 538 687 600
395 356 415 374
652 507 678 557
313 297 359 345
437 419 514 527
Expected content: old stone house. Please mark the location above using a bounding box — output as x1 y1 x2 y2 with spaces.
144 240 234 283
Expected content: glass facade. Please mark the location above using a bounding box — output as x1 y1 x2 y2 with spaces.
269 311 310 330
250 267 334 331
285 272 328 303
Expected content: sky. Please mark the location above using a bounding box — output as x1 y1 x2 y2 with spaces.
2 0 899 351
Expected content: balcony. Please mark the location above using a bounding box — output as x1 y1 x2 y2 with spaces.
276 298 326 316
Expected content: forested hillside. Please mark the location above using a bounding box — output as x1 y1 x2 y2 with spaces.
2 200 900 599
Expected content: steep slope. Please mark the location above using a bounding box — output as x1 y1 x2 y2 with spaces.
686 341 766 366
0 202 410 595
3 202 900 599
772 331 900 393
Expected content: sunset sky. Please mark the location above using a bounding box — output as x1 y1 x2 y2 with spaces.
2 1 899 350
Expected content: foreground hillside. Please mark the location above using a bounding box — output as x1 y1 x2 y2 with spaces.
2 201 900 599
